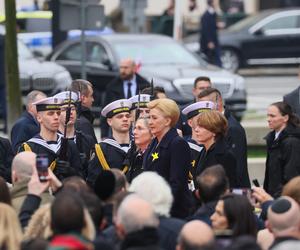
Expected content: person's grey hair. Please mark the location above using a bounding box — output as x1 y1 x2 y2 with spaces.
69 79 93 96
116 194 159 234
26 90 46 109
129 172 173 217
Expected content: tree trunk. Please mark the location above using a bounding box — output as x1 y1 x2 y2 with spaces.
5 0 22 134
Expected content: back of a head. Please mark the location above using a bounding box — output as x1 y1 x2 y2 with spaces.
51 192 85 235
129 172 173 217
26 90 46 109
80 191 104 229
177 220 214 250
267 196 300 236
198 88 222 106
62 176 91 193
282 176 300 205
69 79 92 97
196 165 229 203
12 152 36 182
110 169 128 195
116 194 159 234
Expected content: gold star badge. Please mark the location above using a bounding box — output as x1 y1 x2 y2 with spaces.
191 160 196 167
151 152 159 162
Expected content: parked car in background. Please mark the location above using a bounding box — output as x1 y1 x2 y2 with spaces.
184 8 300 72
47 34 247 119
0 11 114 56
0 30 72 103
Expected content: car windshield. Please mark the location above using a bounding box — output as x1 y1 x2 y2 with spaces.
110 39 201 66
18 40 33 59
227 12 269 32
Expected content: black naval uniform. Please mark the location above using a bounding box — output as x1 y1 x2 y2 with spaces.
186 139 204 190
18 134 82 179
143 128 192 219
58 130 95 179
87 138 130 188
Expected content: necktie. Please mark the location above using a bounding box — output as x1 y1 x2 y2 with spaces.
127 82 132 98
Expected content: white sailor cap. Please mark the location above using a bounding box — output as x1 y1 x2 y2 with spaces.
182 101 215 119
53 91 79 105
33 97 64 112
129 94 151 110
101 99 132 118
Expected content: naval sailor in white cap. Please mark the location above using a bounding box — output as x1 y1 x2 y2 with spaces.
18 96 82 180
54 91 95 179
87 99 132 187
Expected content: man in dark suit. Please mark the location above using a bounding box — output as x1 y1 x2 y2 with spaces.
200 0 222 67
11 90 46 153
283 86 300 117
199 88 250 188
101 58 150 138
69 79 98 144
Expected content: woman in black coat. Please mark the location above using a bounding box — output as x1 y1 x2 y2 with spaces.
195 110 238 188
264 101 300 198
143 98 192 219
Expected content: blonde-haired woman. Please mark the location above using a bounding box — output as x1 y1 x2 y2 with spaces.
195 110 238 187
0 203 23 250
143 98 192 219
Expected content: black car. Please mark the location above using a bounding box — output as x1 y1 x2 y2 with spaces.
185 9 300 72
47 34 247 119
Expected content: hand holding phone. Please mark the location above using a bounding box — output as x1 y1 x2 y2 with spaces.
36 154 49 182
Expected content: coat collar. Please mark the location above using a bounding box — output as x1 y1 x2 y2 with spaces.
157 128 178 148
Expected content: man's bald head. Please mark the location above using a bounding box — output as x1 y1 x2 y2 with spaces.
267 196 300 237
116 194 159 238
119 58 136 80
177 220 214 250
12 152 36 183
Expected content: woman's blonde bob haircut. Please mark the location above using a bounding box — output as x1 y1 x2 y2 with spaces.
147 98 180 128
197 110 228 139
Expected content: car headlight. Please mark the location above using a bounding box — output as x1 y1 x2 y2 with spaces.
54 71 72 91
234 75 245 91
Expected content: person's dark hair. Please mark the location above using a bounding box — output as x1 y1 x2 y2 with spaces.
69 79 93 97
51 192 85 235
198 87 222 100
196 165 229 203
21 238 48 250
194 76 211 88
0 176 11 205
62 176 91 193
142 86 166 99
221 194 257 237
80 191 104 230
270 101 300 127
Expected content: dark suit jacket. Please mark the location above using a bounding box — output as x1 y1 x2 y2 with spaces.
11 111 40 153
143 128 192 219
196 137 238 188
225 109 250 187
200 10 219 54
101 73 150 138
283 86 300 117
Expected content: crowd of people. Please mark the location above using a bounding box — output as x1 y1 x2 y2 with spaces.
0 57 300 250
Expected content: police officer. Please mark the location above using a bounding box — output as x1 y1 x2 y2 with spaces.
182 101 214 190
18 96 81 179
87 99 132 187
54 91 95 179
